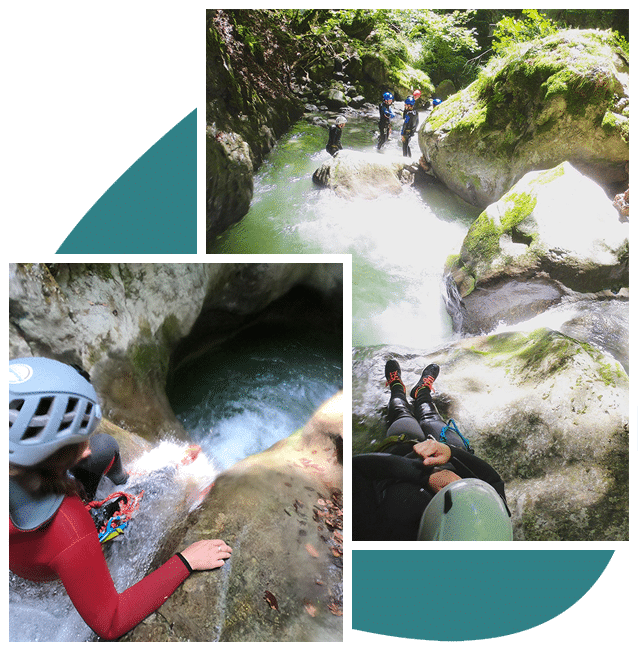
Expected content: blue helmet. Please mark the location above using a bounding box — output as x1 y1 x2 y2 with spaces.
433 98 442 106
9 357 102 467
383 92 394 102
404 96 415 106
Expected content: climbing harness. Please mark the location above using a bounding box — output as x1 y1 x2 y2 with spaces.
374 432 422 453
438 419 474 453
86 490 144 543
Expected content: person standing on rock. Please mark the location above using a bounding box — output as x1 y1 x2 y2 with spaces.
401 96 419 158
326 115 347 157
377 92 395 150
352 359 511 541
9 357 233 641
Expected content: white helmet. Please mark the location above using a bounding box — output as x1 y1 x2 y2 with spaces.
417 478 513 541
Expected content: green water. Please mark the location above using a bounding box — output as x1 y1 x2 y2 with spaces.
167 321 342 471
210 113 480 348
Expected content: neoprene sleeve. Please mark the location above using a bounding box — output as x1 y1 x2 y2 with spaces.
9 494 191 640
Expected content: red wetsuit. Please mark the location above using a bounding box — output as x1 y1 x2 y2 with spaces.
9 493 191 640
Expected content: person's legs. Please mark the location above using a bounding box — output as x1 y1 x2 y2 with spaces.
402 136 411 157
411 364 447 440
411 364 471 450
377 124 389 149
385 360 424 440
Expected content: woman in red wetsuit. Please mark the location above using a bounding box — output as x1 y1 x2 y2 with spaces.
9 357 232 641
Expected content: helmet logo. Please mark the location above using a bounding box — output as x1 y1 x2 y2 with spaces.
9 363 33 384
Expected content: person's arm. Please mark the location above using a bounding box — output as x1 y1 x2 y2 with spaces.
50 499 231 640
353 453 432 486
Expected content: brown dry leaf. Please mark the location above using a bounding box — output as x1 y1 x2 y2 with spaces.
328 602 343 617
305 543 319 558
304 601 317 617
264 590 279 611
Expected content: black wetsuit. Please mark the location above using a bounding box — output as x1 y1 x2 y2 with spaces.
352 391 507 541
401 109 419 157
377 102 394 149
326 124 343 156
72 432 128 500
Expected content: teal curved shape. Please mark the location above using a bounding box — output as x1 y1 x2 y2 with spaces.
353 550 613 641
56 110 196 254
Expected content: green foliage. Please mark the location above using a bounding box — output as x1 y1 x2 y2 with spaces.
390 10 479 87
491 10 558 57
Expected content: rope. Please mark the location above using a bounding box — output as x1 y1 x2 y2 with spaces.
438 419 474 453
86 490 144 543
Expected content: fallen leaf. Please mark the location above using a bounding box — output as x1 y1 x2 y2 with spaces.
304 601 317 617
328 602 343 617
305 543 319 558
264 590 279 611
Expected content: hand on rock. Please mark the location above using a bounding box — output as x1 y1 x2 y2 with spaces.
180 539 232 570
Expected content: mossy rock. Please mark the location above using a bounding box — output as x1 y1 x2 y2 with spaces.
419 29 629 207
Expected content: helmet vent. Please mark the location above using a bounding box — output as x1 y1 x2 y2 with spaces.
35 397 53 417
9 399 24 428
80 402 94 430
22 425 45 441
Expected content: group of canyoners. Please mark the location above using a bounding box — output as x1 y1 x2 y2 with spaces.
325 90 443 158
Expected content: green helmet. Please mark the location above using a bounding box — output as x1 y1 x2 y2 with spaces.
417 478 513 541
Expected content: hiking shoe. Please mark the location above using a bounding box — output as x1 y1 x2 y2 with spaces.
384 359 406 393
410 363 440 400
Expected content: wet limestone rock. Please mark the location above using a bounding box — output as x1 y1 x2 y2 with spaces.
206 11 305 245
353 332 628 541
446 162 628 334
312 151 411 200
419 29 629 208
206 127 254 240
122 393 344 642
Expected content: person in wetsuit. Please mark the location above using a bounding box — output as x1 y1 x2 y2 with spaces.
9 357 232 641
326 115 347 156
352 359 510 541
400 96 419 158
377 92 395 150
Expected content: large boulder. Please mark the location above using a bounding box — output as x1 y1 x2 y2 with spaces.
123 393 344 642
206 127 254 240
353 330 628 541
9 263 343 440
312 151 413 200
419 29 629 207
446 162 628 334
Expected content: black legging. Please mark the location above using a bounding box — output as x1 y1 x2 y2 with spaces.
385 390 468 453
72 433 128 501
377 123 391 149
352 389 506 540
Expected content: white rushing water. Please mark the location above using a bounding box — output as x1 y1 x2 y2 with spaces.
212 112 479 350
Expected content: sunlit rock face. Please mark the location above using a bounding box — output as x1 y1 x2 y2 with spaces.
122 393 344 642
312 151 412 200
446 162 628 334
419 29 629 208
353 332 628 542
